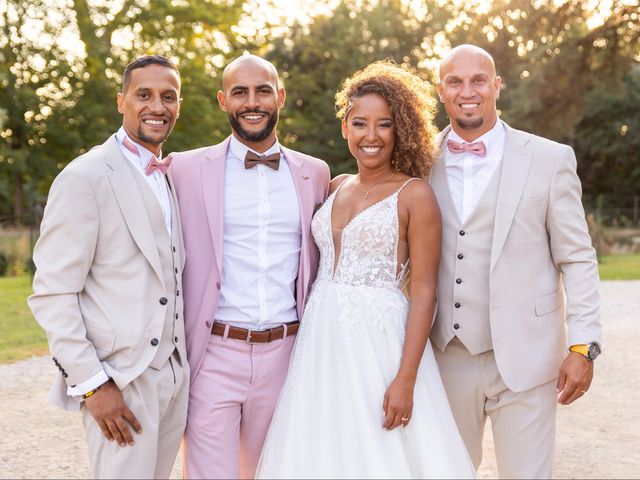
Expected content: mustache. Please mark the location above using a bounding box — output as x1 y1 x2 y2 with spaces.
237 108 270 116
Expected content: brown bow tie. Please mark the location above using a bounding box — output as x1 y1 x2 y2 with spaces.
244 151 281 170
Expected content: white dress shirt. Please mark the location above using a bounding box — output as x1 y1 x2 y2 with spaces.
445 120 506 223
215 135 302 329
67 128 173 397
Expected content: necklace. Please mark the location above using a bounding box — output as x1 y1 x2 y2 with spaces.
357 172 395 199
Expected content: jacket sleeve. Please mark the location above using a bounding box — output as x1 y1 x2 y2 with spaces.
28 169 105 386
546 145 602 347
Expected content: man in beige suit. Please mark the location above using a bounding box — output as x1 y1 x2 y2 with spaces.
430 44 602 478
28 55 188 478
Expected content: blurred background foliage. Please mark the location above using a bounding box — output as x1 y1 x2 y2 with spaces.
0 0 638 226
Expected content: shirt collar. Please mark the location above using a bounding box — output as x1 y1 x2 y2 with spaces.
115 127 163 165
446 118 506 152
228 134 281 163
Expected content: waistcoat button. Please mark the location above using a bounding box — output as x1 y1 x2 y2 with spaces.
459 230 466 236
453 323 460 330
456 278 462 284
150 338 159 346
159 297 168 305
454 302 461 308
457 253 464 260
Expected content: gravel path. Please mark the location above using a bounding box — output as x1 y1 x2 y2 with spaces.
1 281 638 479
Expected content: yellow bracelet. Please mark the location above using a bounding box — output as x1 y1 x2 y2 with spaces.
569 344 589 356
81 386 100 399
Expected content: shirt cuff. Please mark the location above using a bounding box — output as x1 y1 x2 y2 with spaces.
66 369 109 397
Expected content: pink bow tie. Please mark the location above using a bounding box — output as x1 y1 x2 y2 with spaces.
447 139 487 157
145 154 173 176
121 136 172 175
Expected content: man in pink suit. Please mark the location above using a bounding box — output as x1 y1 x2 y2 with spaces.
170 54 331 479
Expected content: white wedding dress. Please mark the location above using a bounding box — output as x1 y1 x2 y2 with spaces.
257 179 476 479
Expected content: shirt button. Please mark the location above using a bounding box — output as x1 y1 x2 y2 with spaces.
176 290 180 297
456 278 462 284
175 313 179 319
453 323 460 330
159 297 168 305
174 336 179 343
175 268 178 274
205 321 212 328
457 253 464 260
150 338 159 346
216 282 221 290
459 230 466 236
455 302 461 308
172 246 176 252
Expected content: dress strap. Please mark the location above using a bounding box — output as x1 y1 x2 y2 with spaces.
396 177 420 195
332 175 352 196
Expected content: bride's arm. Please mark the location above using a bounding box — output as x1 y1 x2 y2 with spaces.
383 180 442 431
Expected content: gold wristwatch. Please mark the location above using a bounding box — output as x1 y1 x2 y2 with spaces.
569 343 601 362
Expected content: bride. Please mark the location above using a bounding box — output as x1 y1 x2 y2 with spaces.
257 61 475 479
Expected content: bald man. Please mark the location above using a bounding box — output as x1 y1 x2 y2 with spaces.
428 45 601 478
169 54 330 479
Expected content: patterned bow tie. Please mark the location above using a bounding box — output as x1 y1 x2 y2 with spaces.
446 139 487 158
244 151 281 170
121 136 172 175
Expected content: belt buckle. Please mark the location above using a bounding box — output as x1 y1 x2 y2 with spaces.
245 328 260 344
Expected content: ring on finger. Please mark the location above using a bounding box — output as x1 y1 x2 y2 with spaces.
401 416 409 422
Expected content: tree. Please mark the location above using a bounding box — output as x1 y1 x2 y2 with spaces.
266 0 451 173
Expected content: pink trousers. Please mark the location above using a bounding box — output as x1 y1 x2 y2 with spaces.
183 332 295 479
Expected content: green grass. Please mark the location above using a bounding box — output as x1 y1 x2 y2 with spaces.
0 275 49 363
0 253 637 364
598 253 640 280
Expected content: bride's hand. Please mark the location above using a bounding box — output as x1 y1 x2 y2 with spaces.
383 376 415 430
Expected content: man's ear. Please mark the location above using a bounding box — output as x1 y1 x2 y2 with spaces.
277 86 286 108
494 76 502 99
217 90 227 112
436 83 444 103
116 92 124 114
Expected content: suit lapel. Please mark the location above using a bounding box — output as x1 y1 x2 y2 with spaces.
490 124 533 270
430 126 462 224
201 138 230 278
104 136 166 288
166 174 185 270
282 146 313 316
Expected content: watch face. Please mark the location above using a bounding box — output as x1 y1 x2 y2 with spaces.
588 343 601 360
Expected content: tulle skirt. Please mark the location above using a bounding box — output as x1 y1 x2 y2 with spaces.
256 279 476 479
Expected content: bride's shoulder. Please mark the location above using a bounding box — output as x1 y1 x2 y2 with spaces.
329 173 352 194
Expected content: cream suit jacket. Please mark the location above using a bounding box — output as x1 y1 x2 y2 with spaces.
169 137 331 382
28 135 186 411
430 122 601 392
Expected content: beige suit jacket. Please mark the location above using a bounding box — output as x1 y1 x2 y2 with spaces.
430 122 601 392
28 135 186 410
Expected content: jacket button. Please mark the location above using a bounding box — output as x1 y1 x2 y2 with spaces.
63 373 69 378
174 336 179 343
175 268 178 274
205 321 212 328
454 302 461 308
459 230 466 236
457 253 464 260
456 278 462 284
216 282 221 290
151 338 159 346
176 313 179 319
173 246 176 252
453 323 460 330
159 297 168 305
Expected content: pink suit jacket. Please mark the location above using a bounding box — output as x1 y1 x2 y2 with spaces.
169 137 331 382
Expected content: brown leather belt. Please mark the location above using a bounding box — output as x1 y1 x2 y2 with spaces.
211 321 299 343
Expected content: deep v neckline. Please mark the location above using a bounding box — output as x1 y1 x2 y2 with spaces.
328 176 407 278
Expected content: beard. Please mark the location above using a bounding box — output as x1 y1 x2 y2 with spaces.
455 115 484 130
228 109 278 143
136 124 173 146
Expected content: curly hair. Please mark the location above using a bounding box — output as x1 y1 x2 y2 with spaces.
335 60 437 178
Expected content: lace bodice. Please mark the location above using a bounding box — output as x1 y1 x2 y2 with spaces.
312 178 417 290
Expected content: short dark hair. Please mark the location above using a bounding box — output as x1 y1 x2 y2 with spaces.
122 55 179 92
